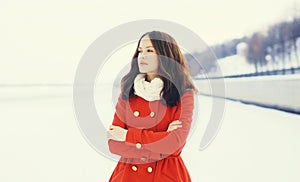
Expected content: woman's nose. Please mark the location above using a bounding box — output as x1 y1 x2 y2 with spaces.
139 53 145 59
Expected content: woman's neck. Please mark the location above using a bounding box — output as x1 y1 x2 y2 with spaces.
146 74 158 82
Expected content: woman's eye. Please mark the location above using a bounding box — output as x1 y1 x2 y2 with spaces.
137 49 154 53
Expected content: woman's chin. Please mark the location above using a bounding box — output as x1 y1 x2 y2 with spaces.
138 69 147 74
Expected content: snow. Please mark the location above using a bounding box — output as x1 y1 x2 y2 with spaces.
0 85 299 182
195 74 300 113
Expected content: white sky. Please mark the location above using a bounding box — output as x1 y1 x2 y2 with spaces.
0 0 299 84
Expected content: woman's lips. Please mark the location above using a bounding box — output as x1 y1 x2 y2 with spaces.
139 61 148 65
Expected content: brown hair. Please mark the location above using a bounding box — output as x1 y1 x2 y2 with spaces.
121 31 198 106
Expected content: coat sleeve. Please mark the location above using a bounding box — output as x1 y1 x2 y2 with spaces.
108 95 161 159
125 91 195 155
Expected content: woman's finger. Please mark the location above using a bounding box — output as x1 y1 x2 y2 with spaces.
109 125 118 130
169 120 182 126
167 123 182 132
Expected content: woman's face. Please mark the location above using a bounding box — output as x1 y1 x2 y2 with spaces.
137 35 159 75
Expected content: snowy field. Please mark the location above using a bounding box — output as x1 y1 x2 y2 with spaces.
0 85 299 182
195 74 300 113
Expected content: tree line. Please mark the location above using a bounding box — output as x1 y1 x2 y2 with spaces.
187 15 300 76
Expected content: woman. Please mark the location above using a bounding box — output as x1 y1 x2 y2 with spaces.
107 31 198 182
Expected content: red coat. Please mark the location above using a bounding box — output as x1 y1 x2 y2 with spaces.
108 90 194 182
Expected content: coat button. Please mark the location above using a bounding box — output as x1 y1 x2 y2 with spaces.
147 166 153 173
150 111 155 118
135 143 142 149
131 165 138 172
133 111 140 117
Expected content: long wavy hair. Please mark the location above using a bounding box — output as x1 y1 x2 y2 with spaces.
121 31 198 106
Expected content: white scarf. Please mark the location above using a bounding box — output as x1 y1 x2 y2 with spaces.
133 74 163 101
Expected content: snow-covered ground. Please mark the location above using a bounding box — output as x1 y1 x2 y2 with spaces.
195 74 300 113
0 85 299 182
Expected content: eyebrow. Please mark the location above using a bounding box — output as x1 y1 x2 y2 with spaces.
138 46 154 49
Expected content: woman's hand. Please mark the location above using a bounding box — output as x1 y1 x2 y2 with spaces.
167 120 182 132
107 125 128 142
